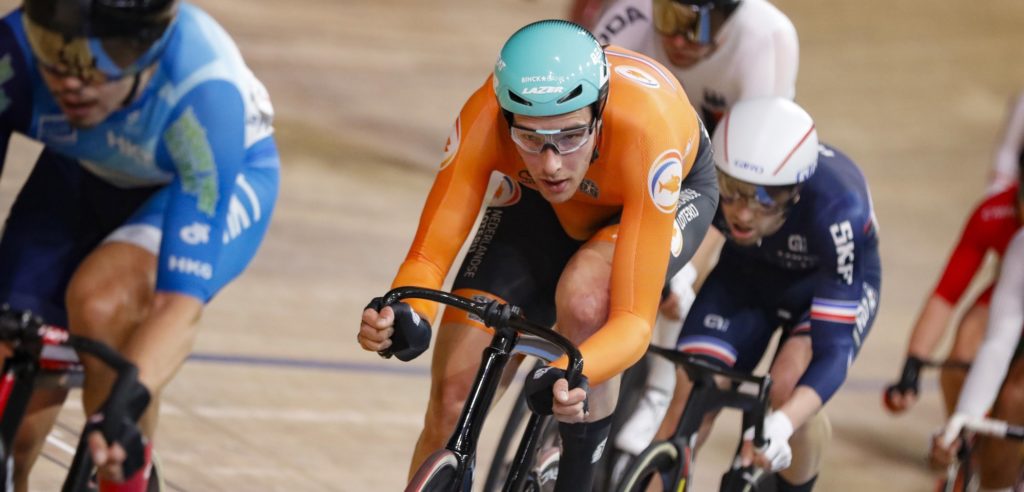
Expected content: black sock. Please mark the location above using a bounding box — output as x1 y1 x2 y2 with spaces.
555 416 613 492
776 474 818 492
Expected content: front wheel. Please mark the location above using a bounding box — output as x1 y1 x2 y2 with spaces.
613 441 682 492
407 450 462 492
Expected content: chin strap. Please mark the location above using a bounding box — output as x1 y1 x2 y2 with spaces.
120 73 142 108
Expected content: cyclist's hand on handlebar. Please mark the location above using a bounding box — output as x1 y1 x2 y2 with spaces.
883 355 924 414
88 432 131 483
524 366 590 423
928 431 960 470
551 377 589 423
86 377 151 484
359 302 396 352
929 414 966 470
359 298 432 361
742 411 793 472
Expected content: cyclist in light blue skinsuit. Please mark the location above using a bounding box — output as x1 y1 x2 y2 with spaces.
0 1 278 489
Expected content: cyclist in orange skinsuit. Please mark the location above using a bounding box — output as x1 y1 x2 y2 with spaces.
358 20 718 490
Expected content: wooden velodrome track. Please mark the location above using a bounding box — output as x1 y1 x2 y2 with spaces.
0 0 1022 490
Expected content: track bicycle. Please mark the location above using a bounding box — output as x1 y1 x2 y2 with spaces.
375 287 584 492
0 305 152 491
936 415 1024 492
485 351 652 492
614 345 772 492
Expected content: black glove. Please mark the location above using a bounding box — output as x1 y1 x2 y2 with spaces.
366 298 432 362
85 373 151 479
883 355 924 412
523 365 589 416
891 355 925 396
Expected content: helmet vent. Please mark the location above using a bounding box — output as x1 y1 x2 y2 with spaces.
508 90 533 107
557 84 583 105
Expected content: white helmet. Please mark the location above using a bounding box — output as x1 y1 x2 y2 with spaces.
712 97 819 187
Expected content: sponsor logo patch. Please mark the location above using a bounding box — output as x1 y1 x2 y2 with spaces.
164 107 219 217
168 255 213 280
579 178 600 198
670 220 684 257
490 175 521 207
180 222 211 245
521 86 564 95
829 220 855 285
703 314 730 332
648 150 685 214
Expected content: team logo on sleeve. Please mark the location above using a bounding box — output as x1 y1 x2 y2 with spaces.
615 66 660 88
439 117 462 170
489 175 521 207
648 150 684 214
670 220 684 257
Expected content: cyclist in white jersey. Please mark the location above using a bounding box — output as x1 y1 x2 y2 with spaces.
591 0 806 481
592 0 797 130
931 222 1024 492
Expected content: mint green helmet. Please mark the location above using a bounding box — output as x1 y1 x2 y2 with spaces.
494 20 610 118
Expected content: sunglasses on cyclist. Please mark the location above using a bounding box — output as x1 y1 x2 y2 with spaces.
652 0 714 45
22 13 171 84
717 172 799 215
509 120 597 155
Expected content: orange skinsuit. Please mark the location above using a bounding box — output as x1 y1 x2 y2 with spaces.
391 47 702 384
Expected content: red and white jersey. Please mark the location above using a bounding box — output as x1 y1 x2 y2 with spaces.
933 185 1021 306
987 91 1024 195
592 0 798 127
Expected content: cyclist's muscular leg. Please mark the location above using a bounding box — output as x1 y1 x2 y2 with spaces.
555 240 617 418
940 302 988 415
551 239 622 490
12 387 69 492
977 357 1024 489
65 242 156 422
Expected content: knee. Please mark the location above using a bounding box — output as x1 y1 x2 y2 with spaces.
66 286 123 339
66 279 146 342
556 286 609 339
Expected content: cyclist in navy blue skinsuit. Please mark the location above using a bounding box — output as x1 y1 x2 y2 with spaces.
0 1 278 489
651 98 881 492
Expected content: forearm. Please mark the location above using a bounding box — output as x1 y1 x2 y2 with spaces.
690 227 724 292
123 292 203 393
906 294 955 358
777 386 823 430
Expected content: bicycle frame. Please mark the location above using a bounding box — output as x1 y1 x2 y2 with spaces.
381 287 584 492
647 345 772 491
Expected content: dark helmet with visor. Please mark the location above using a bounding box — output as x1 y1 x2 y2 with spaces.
652 0 740 44
22 0 177 82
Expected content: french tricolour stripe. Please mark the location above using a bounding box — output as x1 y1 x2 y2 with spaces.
811 298 859 324
677 336 736 366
